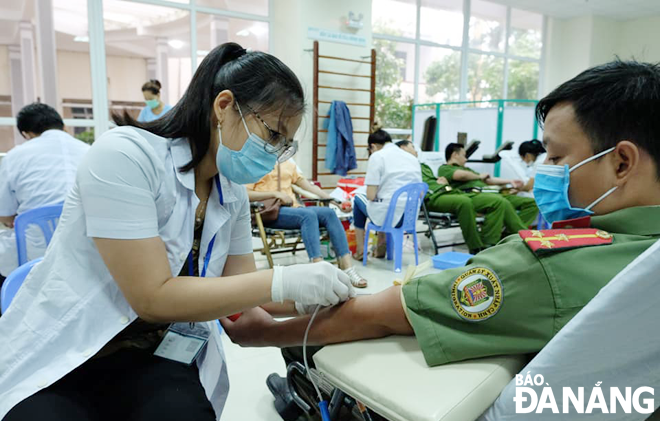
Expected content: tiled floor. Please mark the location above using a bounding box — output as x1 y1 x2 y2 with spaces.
220 225 468 420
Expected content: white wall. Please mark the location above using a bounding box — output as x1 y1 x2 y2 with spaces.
543 14 660 95
618 16 660 62
271 0 372 186
542 16 592 95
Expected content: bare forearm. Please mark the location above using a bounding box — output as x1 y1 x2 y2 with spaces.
453 170 480 181
262 301 297 317
264 286 412 347
486 177 511 186
144 270 273 322
248 190 280 201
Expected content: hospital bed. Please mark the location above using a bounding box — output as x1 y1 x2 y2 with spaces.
298 239 660 421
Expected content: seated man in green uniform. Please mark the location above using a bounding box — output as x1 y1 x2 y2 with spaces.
440 143 539 228
222 60 660 370
397 140 530 254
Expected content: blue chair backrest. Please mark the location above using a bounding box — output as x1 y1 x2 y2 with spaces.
14 203 63 266
1 257 43 313
380 183 429 230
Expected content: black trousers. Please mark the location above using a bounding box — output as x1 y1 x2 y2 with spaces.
4 348 216 421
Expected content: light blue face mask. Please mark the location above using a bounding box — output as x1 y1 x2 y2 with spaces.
145 99 159 109
533 147 618 224
215 103 278 184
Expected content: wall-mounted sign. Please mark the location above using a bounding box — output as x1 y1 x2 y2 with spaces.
307 27 367 47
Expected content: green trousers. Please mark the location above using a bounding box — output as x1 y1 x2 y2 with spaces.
427 193 533 250
502 194 539 227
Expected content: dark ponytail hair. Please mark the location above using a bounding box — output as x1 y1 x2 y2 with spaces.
141 79 161 95
115 42 305 172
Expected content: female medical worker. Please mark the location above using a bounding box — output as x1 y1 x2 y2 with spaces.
137 79 173 122
0 42 354 421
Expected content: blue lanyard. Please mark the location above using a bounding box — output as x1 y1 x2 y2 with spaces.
188 175 223 277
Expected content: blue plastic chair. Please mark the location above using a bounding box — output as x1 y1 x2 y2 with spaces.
363 183 429 273
14 203 63 266
1 257 43 313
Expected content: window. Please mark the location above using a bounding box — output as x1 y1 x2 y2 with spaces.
374 38 415 129
507 59 539 99
469 0 506 53
372 0 417 39
372 0 545 128
420 0 464 47
419 46 461 103
467 53 503 102
509 9 542 59
0 0 270 150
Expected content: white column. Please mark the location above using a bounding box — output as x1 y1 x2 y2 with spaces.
18 21 37 105
210 16 228 48
146 58 157 81
155 37 169 104
8 45 24 144
35 0 59 109
87 0 109 135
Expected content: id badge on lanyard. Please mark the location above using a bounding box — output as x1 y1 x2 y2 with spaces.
154 175 223 365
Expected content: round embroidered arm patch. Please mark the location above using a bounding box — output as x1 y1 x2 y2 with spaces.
450 267 503 322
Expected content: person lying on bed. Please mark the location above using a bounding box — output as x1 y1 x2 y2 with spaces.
221 60 660 368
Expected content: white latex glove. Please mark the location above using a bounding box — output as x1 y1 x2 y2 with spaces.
295 302 319 315
271 261 356 306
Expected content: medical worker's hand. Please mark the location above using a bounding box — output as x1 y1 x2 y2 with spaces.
271 261 356 306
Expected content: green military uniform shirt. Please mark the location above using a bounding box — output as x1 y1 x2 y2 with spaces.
437 164 488 190
402 205 660 367
421 163 457 202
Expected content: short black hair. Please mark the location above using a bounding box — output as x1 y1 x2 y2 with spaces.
368 129 392 146
16 103 64 135
536 59 660 178
396 140 413 148
445 142 464 162
518 139 545 158
142 79 161 95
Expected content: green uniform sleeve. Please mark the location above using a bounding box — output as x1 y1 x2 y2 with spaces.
402 237 556 367
436 164 458 181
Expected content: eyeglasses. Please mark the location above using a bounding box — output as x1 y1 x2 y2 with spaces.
238 102 298 163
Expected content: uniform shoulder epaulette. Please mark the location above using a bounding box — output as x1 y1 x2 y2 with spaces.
519 229 613 254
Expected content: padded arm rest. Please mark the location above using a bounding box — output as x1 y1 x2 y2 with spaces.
314 336 527 421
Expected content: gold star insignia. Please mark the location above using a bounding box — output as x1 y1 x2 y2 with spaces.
596 230 612 240
531 230 544 238
540 240 554 248
556 234 569 242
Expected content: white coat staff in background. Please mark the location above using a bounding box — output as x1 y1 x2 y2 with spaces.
0 42 354 421
0 103 90 278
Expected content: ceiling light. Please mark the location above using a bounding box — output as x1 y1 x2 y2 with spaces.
236 29 250 37
74 35 89 43
168 39 185 49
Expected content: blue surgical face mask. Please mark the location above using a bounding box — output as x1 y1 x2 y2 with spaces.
533 147 618 224
214 103 278 184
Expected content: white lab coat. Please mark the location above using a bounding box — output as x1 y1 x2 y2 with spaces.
500 150 545 199
364 143 422 226
0 130 90 276
0 126 253 419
